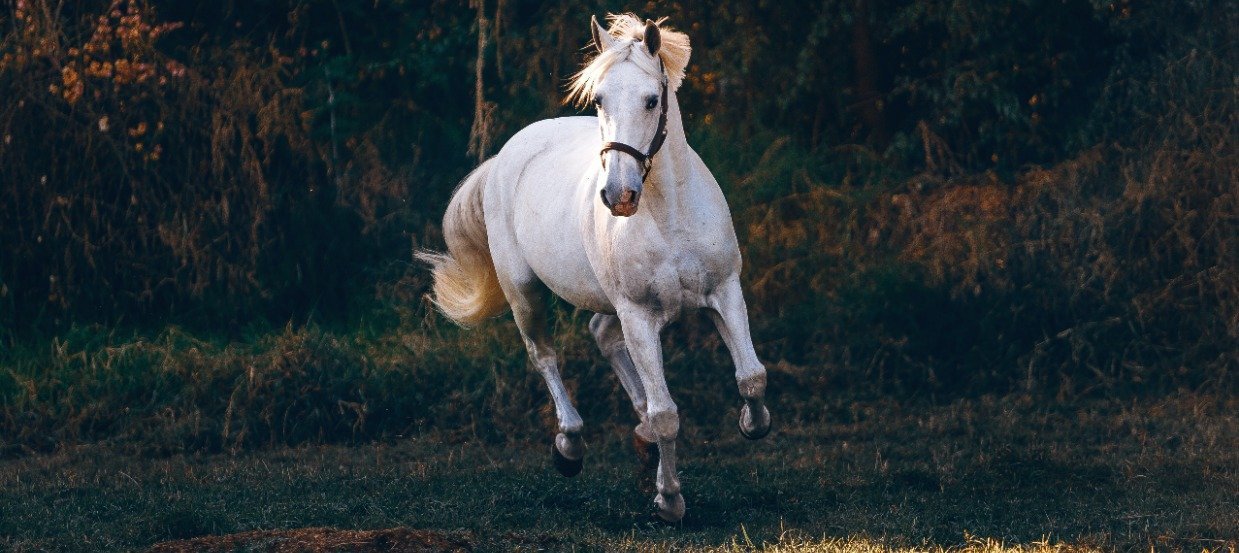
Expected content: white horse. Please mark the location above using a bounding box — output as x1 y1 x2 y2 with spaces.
418 14 770 522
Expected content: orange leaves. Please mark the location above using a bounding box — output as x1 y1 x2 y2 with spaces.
85 59 113 78
57 66 84 104
7 0 187 168
74 0 187 89
86 0 184 57
7 0 188 106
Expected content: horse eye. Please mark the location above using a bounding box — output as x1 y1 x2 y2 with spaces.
645 96 658 110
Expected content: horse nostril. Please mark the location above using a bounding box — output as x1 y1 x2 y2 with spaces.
600 188 612 208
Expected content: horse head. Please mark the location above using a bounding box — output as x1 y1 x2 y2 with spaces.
568 15 690 217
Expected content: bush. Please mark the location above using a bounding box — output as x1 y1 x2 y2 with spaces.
0 0 1232 450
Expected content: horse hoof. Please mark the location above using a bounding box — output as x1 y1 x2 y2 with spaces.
633 433 660 471
654 493 685 523
739 403 771 440
551 442 583 477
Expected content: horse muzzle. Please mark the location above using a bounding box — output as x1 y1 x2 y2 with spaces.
600 185 640 217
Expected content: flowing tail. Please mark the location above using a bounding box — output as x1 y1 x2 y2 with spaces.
416 160 508 326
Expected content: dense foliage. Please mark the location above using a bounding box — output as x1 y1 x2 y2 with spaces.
0 0 1233 450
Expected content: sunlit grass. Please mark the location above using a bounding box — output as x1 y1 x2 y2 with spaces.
612 533 1110 552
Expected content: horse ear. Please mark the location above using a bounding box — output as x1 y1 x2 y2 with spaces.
591 15 616 53
643 19 661 56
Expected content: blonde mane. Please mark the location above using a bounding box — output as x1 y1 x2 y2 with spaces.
565 14 691 107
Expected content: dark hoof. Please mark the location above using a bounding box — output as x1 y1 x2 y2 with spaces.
739 404 771 440
739 420 769 440
551 442 583 477
654 492 686 522
634 433 660 471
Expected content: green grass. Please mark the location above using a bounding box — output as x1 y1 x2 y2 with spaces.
1 391 1234 552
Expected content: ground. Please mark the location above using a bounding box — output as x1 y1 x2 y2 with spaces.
0 391 1235 552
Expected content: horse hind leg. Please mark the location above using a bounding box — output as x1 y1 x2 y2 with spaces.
497 269 585 477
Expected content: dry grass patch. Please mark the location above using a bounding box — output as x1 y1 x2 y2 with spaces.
148 527 471 553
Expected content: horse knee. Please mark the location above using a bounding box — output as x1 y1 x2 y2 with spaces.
588 313 626 355
646 409 679 441
587 313 609 338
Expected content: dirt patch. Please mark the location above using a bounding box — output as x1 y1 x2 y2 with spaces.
147 527 471 552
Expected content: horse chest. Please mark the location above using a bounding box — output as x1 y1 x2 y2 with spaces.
670 251 711 309
610 223 733 316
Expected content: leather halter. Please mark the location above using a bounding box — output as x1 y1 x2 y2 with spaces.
599 59 670 181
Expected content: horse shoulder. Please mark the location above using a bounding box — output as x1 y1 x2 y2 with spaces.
681 147 742 275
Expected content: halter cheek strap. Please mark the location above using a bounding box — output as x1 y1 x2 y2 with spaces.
599 59 670 181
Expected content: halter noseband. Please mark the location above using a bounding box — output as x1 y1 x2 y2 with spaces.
599 59 670 181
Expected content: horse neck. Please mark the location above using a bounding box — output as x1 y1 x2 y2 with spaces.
643 92 692 218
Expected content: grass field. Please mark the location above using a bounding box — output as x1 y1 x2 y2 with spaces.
0 2 1232 551
1 390 1234 552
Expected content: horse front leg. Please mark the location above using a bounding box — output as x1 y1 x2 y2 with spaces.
588 314 659 471
707 275 771 440
617 310 684 522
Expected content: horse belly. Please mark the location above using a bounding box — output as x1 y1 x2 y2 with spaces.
542 268 615 314
523 228 613 313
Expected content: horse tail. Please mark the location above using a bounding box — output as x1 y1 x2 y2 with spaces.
416 160 508 326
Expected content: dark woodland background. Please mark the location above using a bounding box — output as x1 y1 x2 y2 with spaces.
0 0 1234 452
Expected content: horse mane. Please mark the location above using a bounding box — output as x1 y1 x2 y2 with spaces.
565 14 691 107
